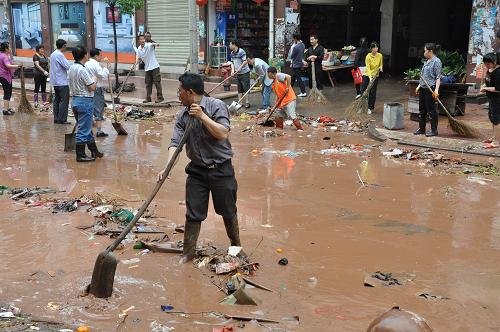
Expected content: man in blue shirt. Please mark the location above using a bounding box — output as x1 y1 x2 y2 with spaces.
290 34 306 97
247 55 273 110
49 39 71 124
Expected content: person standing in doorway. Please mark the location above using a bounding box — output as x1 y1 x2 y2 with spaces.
86 48 110 138
415 43 442 137
353 37 369 98
32 45 49 109
50 39 72 124
247 55 272 111
68 45 101 162
267 67 304 131
157 73 240 264
134 34 164 104
480 53 500 148
226 40 251 108
361 42 383 114
304 35 324 91
290 34 306 97
0 42 21 115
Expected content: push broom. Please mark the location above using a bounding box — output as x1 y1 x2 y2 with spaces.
344 72 379 122
304 61 327 104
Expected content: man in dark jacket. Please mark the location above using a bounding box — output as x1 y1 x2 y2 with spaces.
290 34 306 97
304 35 324 90
353 37 369 97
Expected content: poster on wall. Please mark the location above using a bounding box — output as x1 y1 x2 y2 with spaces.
0 6 10 43
468 0 499 78
11 2 42 50
50 2 86 49
93 0 134 53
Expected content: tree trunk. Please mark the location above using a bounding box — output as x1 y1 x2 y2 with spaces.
111 2 120 88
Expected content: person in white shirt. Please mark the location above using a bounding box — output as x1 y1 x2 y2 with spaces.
246 55 273 110
134 34 163 104
85 48 110 137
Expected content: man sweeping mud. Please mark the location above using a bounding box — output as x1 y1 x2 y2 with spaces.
157 73 240 264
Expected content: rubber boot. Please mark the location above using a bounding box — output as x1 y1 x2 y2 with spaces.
292 119 304 131
76 143 95 162
41 93 47 104
275 117 284 129
426 116 438 137
179 221 201 264
414 114 426 135
33 93 38 107
223 216 241 246
87 141 104 158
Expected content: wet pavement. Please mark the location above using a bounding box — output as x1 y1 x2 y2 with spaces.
1 79 500 331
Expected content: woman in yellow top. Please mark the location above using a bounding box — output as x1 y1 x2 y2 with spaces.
361 42 383 114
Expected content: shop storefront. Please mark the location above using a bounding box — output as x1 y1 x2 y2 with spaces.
0 4 10 44
10 1 42 57
50 1 86 50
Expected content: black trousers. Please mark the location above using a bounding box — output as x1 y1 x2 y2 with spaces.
291 67 306 93
360 76 379 110
34 75 47 93
308 64 323 90
145 67 163 100
0 77 12 100
185 160 238 223
53 86 70 122
418 87 438 130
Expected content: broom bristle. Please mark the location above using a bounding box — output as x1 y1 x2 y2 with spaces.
304 88 327 104
18 68 35 114
344 96 370 122
447 116 481 138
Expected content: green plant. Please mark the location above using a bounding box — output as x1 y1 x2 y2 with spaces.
404 68 421 81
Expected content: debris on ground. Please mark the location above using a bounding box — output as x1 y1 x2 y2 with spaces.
364 271 402 287
126 107 154 119
278 258 289 266
382 148 500 176
418 292 450 300
0 303 70 331
6 186 57 201
320 144 373 155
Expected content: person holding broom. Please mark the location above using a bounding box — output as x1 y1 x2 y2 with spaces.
68 45 102 162
414 43 442 137
304 35 324 91
157 73 240 264
32 45 49 109
360 42 383 114
86 48 110 138
0 42 21 116
480 53 500 148
267 66 304 131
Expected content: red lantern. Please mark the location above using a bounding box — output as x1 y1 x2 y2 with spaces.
253 0 265 4
196 0 208 6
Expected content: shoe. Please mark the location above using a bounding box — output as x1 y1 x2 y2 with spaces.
76 143 95 162
275 117 284 129
143 99 152 104
355 94 361 99
87 141 104 158
223 216 241 247
293 119 304 131
367 109 373 115
157 97 165 103
414 128 425 135
297 92 307 97
96 131 109 138
425 131 438 137
179 221 201 264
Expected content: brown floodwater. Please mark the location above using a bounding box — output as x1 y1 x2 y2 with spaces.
1 110 500 332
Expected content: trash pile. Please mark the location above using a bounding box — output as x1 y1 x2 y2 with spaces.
382 148 500 176
126 107 155 120
0 186 57 200
320 143 373 155
303 116 367 134
0 303 70 331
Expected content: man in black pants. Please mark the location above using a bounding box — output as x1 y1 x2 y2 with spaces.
49 39 71 124
157 73 240 264
415 43 442 137
304 35 325 90
290 34 306 97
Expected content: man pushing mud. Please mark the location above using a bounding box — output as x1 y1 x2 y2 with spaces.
157 73 240 264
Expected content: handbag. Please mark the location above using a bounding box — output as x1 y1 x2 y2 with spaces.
351 68 363 85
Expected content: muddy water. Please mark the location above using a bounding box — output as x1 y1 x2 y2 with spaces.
1 112 500 331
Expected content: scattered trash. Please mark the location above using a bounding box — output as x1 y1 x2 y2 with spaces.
212 326 234 332
8 186 57 200
111 209 135 223
52 199 79 213
216 262 242 274
126 108 154 119
308 276 318 288
0 311 15 318
160 305 174 312
320 144 372 155
121 258 141 265
418 292 450 300
118 306 135 318
76 327 90 332
150 320 175 332
228 246 246 257
467 176 492 185
364 271 402 287
276 248 283 253
278 258 288 266
382 148 404 157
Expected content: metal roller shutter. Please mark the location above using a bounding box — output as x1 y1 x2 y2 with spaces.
146 0 190 72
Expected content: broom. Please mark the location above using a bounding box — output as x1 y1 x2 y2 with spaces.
304 61 327 104
344 72 379 121
17 67 34 113
420 76 480 138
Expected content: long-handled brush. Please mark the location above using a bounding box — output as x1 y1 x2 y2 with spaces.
304 61 327 104
420 76 480 138
17 67 34 114
344 73 379 121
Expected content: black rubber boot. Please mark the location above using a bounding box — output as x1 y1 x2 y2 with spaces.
426 116 438 137
179 221 201 264
87 142 104 158
76 143 95 162
413 128 425 135
223 216 241 246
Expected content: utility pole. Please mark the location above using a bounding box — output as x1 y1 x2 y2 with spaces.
269 0 274 60
188 1 199 73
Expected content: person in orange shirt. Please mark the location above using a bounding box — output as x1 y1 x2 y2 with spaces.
266 66 304 131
